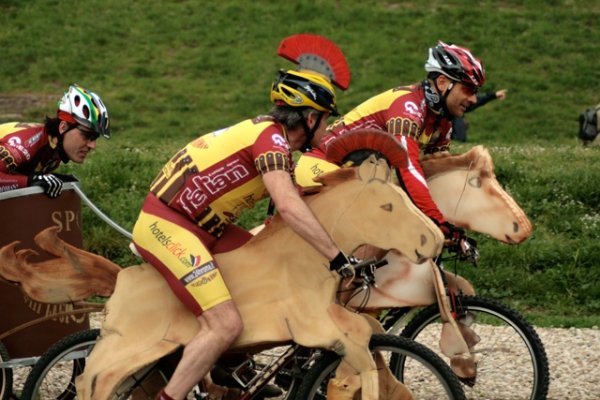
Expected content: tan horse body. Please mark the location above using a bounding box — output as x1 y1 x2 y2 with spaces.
76 157 444 400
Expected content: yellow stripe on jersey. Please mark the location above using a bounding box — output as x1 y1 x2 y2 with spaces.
295 154 339 189
0 122 43 139
341 88 411 126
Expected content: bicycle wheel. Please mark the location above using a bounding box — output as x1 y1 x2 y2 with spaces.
0 341 12 400
399 295 549 400
271 346 317 400
296 334 466 400
21 329 100 400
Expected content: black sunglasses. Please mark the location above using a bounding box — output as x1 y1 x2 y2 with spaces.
78 126 100 142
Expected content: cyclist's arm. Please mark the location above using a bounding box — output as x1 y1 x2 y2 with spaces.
262 169 340 261
395 134 446 225
0 159 28 191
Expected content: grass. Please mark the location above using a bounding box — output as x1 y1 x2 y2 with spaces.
1 0 599 327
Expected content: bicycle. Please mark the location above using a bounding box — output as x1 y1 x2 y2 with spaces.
22 259 466 400
276 238 550 400
388 238 550 400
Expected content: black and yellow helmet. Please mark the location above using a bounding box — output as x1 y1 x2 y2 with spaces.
270 69 339 116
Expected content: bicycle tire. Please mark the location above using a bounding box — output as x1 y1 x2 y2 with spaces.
272 346 316 400
295 334 466 400
21 328 100 400
399 295 550 400
0 341 12 400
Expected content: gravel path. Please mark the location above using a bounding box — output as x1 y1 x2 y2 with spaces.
9 312 600 399
538 326 600 399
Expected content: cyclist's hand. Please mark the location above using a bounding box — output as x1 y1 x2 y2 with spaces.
329 251 358 278
27 174 64 198
439 221 466 246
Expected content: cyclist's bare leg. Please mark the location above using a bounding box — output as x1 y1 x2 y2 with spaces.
164 300 243 400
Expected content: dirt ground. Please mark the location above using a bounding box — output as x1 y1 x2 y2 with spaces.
0 94 56 121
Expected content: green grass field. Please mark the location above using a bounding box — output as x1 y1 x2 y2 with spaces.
1 0 599 327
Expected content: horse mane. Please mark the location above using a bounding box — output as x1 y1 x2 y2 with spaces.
325 129 407 168
421 145 494 178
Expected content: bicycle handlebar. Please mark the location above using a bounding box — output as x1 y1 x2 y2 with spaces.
440 237 480 265
351 258 389 287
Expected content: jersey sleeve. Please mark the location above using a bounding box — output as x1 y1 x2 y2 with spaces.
0 130 33 191
394 135 445 224
0 170 28 191
382 96 446 224
252 124 293 175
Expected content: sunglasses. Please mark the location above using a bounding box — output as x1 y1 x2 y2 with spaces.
460 83 479 97
78 126 100 142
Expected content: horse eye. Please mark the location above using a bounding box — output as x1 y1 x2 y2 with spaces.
381 203 393 212
468 176 482 188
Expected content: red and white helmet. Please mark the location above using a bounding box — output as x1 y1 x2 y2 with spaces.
425 41 486 89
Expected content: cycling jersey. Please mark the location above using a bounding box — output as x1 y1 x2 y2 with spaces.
318 83 451 224
132 116 294 315
0 122 62 193
150 116 293 237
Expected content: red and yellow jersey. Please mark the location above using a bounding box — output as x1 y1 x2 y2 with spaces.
319 83 452 224
322 83 452 153
150 116 293 237
0 122 62 193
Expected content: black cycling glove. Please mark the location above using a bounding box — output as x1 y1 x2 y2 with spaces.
439 221 466 245
27 174 64 198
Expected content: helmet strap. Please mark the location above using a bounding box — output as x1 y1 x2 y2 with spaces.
298 110 323 152
423 78 453 117
56 124 76 163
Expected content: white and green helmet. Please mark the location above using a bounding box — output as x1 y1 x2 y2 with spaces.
58 84 110 138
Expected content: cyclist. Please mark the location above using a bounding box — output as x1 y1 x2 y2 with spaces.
296 41 486 242
0 84 110 197
131 69 355 400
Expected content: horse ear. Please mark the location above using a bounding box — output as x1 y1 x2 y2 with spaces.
371 156 391 182
357 155 390 183
357 155 377 181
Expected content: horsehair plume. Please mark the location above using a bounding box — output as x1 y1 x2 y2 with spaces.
277 33 351 90
325 129 408 168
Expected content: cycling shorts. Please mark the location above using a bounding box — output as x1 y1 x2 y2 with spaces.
132 193 252 316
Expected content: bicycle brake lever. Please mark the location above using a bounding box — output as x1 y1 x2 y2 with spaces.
460 239 480 265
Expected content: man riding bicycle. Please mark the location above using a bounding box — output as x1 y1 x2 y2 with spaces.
296 41 486 244
0 84 110 197
130 44 355 400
